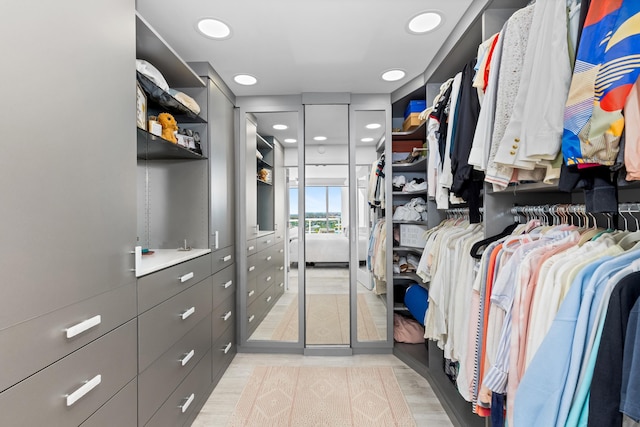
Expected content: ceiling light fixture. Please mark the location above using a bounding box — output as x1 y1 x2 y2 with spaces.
284 138 297 143
196 18 232 39
234 74 257 86
381 69 405 82
407 11 443 34
366 123 382 129
313 136 327 141
273 124 288 130
361 137 374 142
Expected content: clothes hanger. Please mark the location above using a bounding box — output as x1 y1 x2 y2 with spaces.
469 222 518 259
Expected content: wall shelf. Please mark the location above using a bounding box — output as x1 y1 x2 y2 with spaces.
391 156 427 172
391 121 426 141
137 128 206 160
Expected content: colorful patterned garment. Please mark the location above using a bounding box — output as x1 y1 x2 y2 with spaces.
562 0 640 167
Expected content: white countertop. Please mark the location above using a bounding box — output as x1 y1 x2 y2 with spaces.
136 248 211 277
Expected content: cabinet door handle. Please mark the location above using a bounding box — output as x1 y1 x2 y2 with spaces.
179 272 194 283
248 315 255 322
248 290 255 297
279 282 284 287
266 276 272 282
248 246 255 251
279 266 284 271
65 315 101 339
180 393 195 413
66 374 101 407
180 306 195 320
180 349 195 367
266 296 272 303
223 280 233 289
222 311 232 321
266 256 272 261
279 249 284 253
214 231 219 250
222 255 232 262
266 240 272 244
222 342 232 354
248 266 255 272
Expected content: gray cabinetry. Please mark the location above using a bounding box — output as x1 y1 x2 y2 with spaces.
246 115 260 239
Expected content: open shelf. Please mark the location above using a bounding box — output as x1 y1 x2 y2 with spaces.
257 179 272 186
257 158 273 168
137 128 206 160
138 73 206 124
392 190 428 196
392 220 428 225
393 246 424 254
393 272 426 285
391 156 427 172
392 121 426 141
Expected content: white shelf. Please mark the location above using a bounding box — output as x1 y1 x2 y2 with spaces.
136 248 211 277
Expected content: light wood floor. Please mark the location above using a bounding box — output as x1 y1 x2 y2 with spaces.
192 353 454 426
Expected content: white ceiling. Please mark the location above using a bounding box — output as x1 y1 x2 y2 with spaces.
136 0 476 97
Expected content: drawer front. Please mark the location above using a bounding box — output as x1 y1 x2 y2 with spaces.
271 242 285 267
256 233 275 252
80 378 137 427
138 278 212 373
0 282 136 392
211 245 234 275
246 277 258 307
212 263 235 309
274 228 285 245
212 293 235 342
256 268 275 296
138 314 211 426
0 320 137 427
212 323 236 383
246 252 261 281
274 271 285 296
145 349 212 427
246 238 257 256
138 254 212 314
247 294 265 333
262 282 278 314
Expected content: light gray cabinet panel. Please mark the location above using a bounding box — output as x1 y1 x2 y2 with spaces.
0 0 136 335
212 263 235 309
211 245 234 275
145 349 212 427
138 314 211 426
208 80 236 251
137 254 212 314
246 238 258 255
246 116 259 239
0 320 137 427
246 277 258 307
80 378 137 427
212 293 235 342
138 277 212 372
212 323 236 384
274 142 286 242
256 232 276 251
0 283 135 392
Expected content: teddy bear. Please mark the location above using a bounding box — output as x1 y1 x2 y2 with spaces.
157 112 178 143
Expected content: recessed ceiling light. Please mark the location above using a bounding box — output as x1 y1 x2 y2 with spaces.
284 138 297 143
361 137 374 142
407 12 443 34
314 136 327 141
273 124 288 130
381 69 406 82
366 123 382 129
234 74 257 85
196 18 231 39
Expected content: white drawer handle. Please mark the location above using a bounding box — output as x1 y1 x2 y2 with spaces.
66 374 101 407
223 280 233 289
248 266 255 272
180 393 195 413
223 342 232 354
266 296 272 303
279 266 284 271
222 311 232 321
180 349 195 367
266 240 272 244
222 255 232 262
266 256 272 261
181 307 195 320
279 282 284 287
266 276 272 282
248 290 255 297
248 246 255 251
179 272 194 283
279 249 284 253
66 315 101 339
248 315 255 322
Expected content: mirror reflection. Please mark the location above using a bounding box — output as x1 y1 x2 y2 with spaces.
247 111 298 342
355 110 387 342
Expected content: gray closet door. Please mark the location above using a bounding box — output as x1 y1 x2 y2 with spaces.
273 142 286 243
246 116 259 239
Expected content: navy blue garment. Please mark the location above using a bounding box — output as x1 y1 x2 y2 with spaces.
491 392 506 427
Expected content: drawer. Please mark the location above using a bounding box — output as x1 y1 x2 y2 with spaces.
246 238 257 256
247 294 265 333
212 323 235 383
271 242 285 266
138 277 212 373
256 233 275 251
256 268 275 296
138 254 212 314
274 272 285 296
0 282 136 393
80 378 137 427
145 349 212 427
274 228 285 245
0 320 137 427
246 252 261 281
246 277 258 307
212 293 234 342
211 245 234 275
212 263 235 308
262 282 279 313
138 314 211 426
